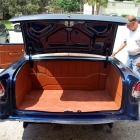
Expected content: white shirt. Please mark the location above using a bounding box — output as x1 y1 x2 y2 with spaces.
125 24 140 55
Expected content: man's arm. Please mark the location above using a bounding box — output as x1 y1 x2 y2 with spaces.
136 58 140 66
112 41 126 56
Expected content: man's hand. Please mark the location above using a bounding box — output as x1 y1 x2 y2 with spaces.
136 57 140 66
112 51 118 56
112 41 126 56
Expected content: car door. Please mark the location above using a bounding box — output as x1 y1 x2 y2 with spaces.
0 22 24 69
0 43 24 68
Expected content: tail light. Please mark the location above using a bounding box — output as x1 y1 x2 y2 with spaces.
132 82 140 100
0 82 5 99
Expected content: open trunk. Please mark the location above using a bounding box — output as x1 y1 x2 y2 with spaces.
15 60 122 112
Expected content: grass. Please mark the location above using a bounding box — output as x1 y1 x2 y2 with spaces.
1 20 12 29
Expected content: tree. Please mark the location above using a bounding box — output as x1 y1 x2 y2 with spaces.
96 0 108 14
83 0 108 14
47 0 60 13
135 0 140 2
0 0 11 19
37 0 50 13
8 0 49 17
49 0 80 13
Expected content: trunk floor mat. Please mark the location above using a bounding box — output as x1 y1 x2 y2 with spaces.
19 90 119 112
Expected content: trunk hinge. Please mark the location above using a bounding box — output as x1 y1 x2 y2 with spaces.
104 48 109 68
29 46 33 68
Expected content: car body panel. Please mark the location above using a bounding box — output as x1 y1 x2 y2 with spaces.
0 54 139 123
0 44 24 68
9 14 128 23
0 14 139 124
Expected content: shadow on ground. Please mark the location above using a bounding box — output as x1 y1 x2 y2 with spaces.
22 124 126 140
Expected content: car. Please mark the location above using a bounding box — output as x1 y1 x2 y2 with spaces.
102 14 122 18
0 21 23 69
0 43 24 69
102 14 110 16
0 14 140 129
110 13 118 16
11 22 21 31
0 21 10 43
136 17 140 24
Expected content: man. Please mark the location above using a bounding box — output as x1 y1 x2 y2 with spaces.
112 15 140 76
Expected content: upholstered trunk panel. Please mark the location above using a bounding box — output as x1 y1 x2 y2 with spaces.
15 60 122 112
29 61 109 90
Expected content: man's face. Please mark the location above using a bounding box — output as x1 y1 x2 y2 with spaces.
126 21 137 31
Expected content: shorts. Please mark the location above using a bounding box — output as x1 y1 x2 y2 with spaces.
126 54 140 77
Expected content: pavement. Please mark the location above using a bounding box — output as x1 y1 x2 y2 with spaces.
0 121 140 140
9 30 23 43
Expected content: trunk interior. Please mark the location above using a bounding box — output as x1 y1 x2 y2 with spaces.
15 60 123 112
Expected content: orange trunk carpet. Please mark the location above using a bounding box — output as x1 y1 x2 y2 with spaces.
19 90 119 112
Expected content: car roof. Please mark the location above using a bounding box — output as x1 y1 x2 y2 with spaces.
9 14 128 24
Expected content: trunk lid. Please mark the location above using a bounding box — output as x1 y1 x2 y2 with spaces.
9 14 128 56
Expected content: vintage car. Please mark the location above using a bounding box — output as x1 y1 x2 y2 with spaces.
0 43 24 69
11 21 21 31
0 21 10 43
0 14 140 128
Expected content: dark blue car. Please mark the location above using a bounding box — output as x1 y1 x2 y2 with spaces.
0 14 140 128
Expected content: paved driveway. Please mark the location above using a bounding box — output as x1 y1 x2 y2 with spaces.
0 121 140 140
9 30 23 43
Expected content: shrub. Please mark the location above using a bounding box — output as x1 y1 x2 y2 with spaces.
1 20 12 29
121 14 129 18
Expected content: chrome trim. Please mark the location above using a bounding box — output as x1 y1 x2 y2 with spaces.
25 53 113 59
24 53 115 61
14 119 116 124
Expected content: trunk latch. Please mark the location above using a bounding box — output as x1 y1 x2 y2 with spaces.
29 46 33 68
64 109 73 112
104 47 109 68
